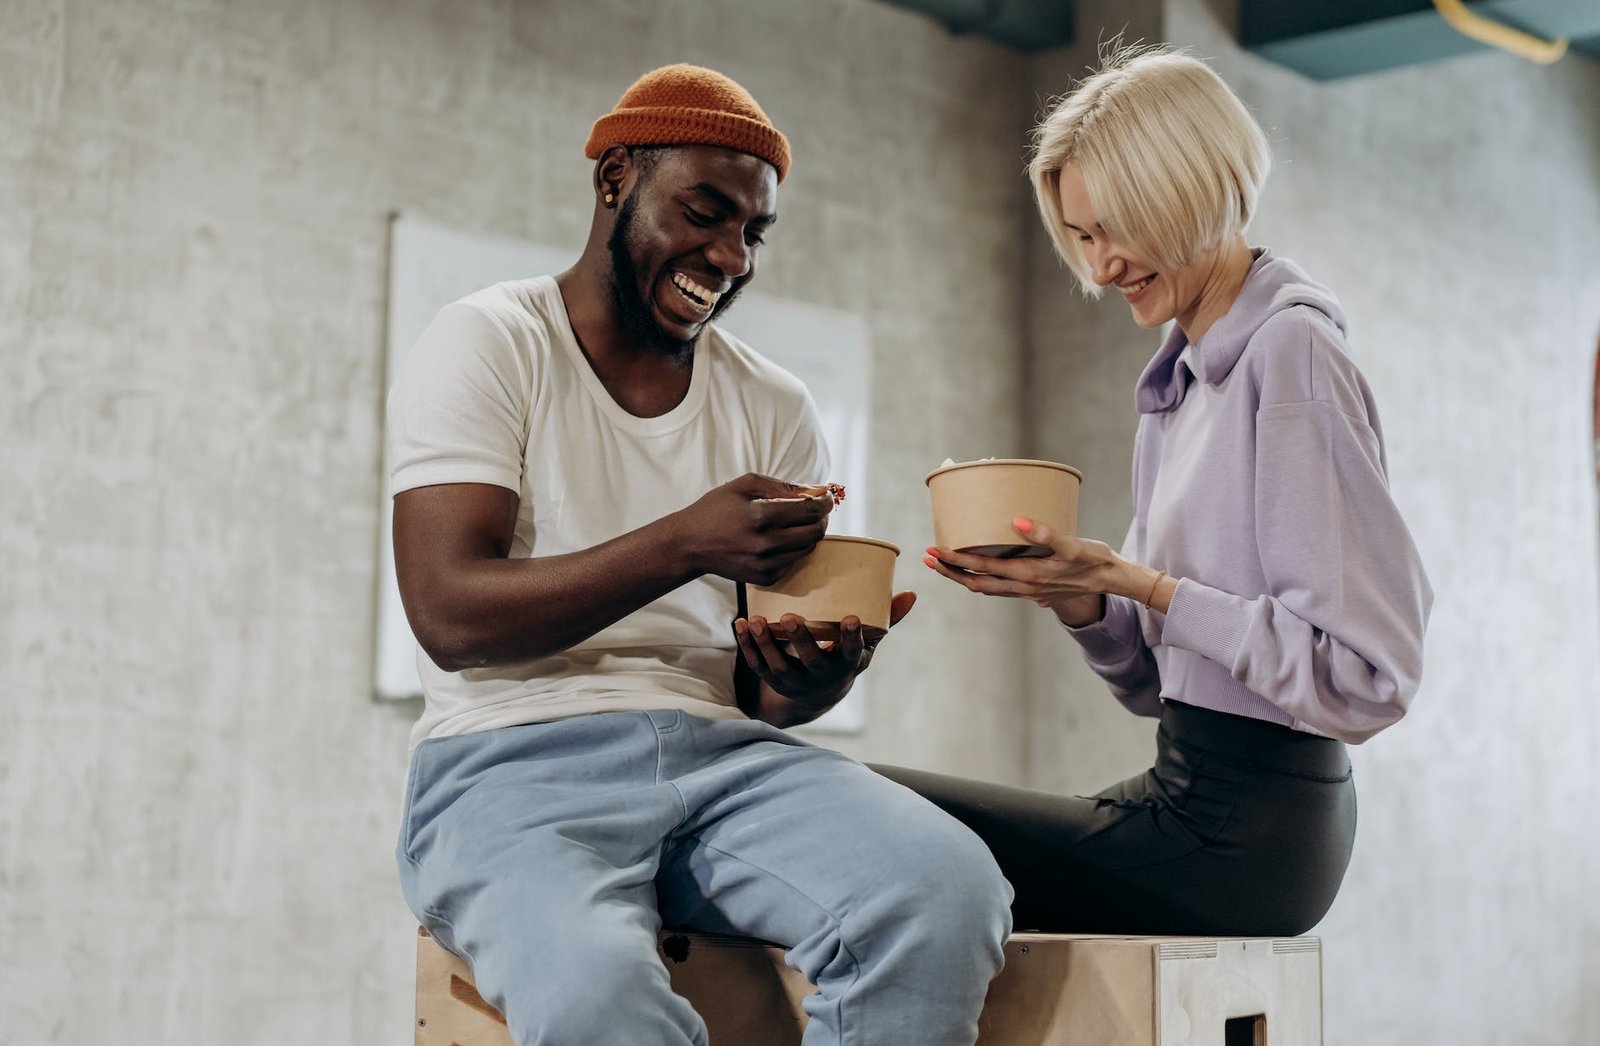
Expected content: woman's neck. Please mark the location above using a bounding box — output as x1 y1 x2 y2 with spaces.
1176 238 1255 346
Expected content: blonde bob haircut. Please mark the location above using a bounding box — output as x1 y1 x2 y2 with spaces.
1029 47 1271 294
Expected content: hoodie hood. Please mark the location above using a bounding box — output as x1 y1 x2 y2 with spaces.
1135 248 1347 414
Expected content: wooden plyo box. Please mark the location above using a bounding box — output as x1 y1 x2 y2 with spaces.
414 927 811 1046
978 934 1322 1046
415 926 1322 1046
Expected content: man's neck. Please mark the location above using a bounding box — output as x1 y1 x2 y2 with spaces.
555 264 695 419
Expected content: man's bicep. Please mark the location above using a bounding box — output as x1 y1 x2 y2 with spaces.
392 482 519 618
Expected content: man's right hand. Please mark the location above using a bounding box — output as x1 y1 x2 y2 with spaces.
393 474 832 673
674 473 834 586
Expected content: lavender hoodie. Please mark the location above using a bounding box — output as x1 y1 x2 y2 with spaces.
1068 249 1433 744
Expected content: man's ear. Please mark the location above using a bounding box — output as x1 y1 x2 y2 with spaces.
594 146 629 207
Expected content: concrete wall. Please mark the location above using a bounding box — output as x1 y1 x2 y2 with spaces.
1026 2 1600 1042
0 2 1032 1043
1021 0 1172 797
4 0 1598 1043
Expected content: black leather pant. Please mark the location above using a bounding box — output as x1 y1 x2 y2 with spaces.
873 700 1357 936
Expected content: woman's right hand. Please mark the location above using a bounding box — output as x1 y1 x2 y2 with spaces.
922 518 1138 627
924 546 1106 626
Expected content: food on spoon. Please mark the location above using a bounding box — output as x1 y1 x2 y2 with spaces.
797 482 846 506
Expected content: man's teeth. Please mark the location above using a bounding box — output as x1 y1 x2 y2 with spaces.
671 272 720 309
1123 275 1155 296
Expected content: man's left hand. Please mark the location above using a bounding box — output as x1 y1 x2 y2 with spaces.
734 591 916 726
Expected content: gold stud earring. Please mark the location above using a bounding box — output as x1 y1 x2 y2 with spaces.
603 192 615 205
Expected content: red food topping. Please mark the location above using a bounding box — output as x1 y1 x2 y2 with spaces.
798 482 847 506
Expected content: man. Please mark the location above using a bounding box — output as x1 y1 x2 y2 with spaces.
387 65 1011 1045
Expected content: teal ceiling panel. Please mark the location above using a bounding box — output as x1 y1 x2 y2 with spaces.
1240 0 1600 79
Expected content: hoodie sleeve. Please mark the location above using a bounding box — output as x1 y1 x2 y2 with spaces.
1065 520 1164 718
1159 320 1433 743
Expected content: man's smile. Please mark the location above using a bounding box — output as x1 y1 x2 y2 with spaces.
659 269 725 326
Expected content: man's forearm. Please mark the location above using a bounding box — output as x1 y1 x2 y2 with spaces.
412 514 700 671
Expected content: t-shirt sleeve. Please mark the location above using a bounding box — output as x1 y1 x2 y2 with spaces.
768 386 833 486
386 303 530 497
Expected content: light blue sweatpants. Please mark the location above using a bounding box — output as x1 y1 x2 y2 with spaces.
397 708 1013 1046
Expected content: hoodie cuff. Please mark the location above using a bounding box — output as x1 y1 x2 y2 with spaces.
1161 578 1252 670
1063 594 1139 660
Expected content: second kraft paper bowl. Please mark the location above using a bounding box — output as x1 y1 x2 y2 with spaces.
924 458 1083 558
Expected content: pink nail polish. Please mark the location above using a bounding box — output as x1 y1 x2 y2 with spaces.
1014 517 1033 532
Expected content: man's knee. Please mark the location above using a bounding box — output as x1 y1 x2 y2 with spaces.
858 815 1014 951
918 829 1013 938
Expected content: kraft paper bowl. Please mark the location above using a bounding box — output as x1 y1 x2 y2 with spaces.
924 458 1083 558
745 535 900 643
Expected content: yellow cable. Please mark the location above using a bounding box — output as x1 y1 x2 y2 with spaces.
1432 0 1568 64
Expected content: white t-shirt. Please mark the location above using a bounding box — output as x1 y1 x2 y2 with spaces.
387 276 830 748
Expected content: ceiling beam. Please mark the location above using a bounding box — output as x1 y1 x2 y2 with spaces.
1239 0 1600 79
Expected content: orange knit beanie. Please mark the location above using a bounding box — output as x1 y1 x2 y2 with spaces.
585 64 791 182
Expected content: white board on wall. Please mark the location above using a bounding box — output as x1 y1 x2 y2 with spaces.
716 292 873 734
374 213 873 733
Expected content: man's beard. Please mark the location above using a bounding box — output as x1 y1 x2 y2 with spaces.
606 195 742 364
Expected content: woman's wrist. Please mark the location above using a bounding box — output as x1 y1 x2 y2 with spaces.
1146 573 1179 614
1101 558 1147 602
1109 561 1180 614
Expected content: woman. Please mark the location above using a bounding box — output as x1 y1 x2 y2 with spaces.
881 49 1433 936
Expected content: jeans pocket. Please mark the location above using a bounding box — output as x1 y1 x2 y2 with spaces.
648 708 686 734
398 741 435 867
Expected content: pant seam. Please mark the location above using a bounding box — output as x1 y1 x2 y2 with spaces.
690 837 862 1043
654 713 692 826
1063 809 1205 863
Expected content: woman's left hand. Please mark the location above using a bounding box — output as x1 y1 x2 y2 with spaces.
923 518 1132 612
